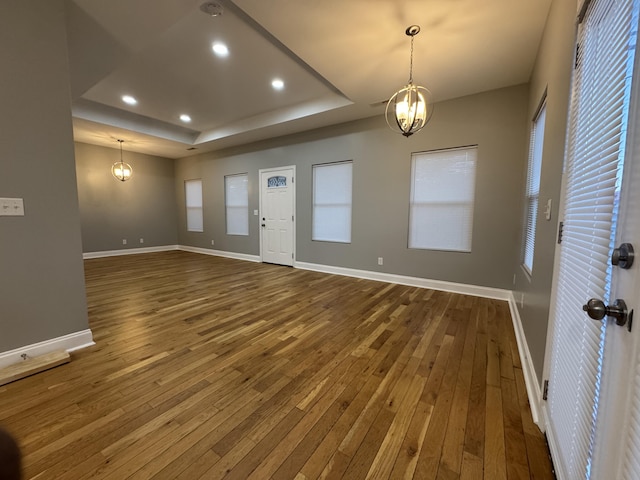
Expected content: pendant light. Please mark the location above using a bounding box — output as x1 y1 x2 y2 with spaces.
385 25 433 137
111 139 132 182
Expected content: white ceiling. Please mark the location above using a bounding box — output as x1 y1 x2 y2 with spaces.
66 0 552 159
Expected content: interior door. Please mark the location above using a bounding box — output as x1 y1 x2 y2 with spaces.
259 167 295 266
543 0 640 478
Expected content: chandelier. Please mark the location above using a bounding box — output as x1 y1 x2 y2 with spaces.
385 25 433 137
111 139 132 182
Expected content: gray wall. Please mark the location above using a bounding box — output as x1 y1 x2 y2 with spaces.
514 0 577 383
75 142 178 253
0 0 89 351
176 85 529 290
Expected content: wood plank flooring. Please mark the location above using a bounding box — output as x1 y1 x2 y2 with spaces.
0 251 555 479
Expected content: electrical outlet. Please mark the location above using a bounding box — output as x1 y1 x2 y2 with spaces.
513 274 516 286
211 240 215 246
139 238 144 244
122 239 127 245
378 257 383 266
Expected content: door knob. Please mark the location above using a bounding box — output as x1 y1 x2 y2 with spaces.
582 298 628 326
611 243 634 269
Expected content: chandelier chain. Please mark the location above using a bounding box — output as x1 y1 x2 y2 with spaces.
409 35 414 84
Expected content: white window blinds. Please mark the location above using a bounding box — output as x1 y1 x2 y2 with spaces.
546 0 637 478
185 179 203 232
408 146 477 252
225 174 249 236
523 102 546 274
312 161 352 243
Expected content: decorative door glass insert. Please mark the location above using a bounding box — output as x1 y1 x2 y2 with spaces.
267 176 287 188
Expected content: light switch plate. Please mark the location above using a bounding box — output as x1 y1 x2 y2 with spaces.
544 198 552 221
0 197 24 216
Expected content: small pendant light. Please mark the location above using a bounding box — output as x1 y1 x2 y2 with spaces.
111 139 132 182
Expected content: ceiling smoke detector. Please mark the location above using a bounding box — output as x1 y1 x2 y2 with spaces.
200 2 224 16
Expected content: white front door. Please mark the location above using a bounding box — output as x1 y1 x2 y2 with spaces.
259 167 295 266
543 0 640 478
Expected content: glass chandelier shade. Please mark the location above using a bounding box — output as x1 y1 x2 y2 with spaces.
112 139 132 182
385 25 433 137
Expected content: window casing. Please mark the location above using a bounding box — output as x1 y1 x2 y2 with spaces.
522 101 547 274
408 146 477 252
225 174 249 236
312 161 353 243
185 179 203 232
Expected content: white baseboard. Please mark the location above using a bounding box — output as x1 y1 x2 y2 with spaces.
82 244 260 263
83 245 179 259
294 261 512 301
0 329 94 370
507 292 543 429
178 245 261 263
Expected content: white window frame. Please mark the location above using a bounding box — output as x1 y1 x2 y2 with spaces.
312 160 353 243
225 173 249 236
185 179 203 233
408 146 477 252
522 99 547 274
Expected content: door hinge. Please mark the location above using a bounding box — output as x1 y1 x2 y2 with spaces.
292 215 294 222
557 221 564 244
292 176 294 183
543 379 549 401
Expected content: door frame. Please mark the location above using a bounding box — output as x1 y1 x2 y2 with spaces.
258 165 296 265
539 149 569 471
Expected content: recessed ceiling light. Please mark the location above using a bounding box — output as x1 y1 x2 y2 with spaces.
212 43 229 57
122 95 137 105
271 79 284 90
180 114 192 123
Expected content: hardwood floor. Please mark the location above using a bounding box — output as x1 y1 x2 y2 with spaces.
0 251 555 479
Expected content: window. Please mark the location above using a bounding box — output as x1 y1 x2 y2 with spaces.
409 146 477 252
185 179 203 232
225 173 249 235
522 101 546 273
312 161 352 243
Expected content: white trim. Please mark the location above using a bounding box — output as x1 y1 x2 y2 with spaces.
0 329 94 369
178 245 260 263
542 403 565 480
294 261 511 300
507 292 543 428
83 245 179 259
